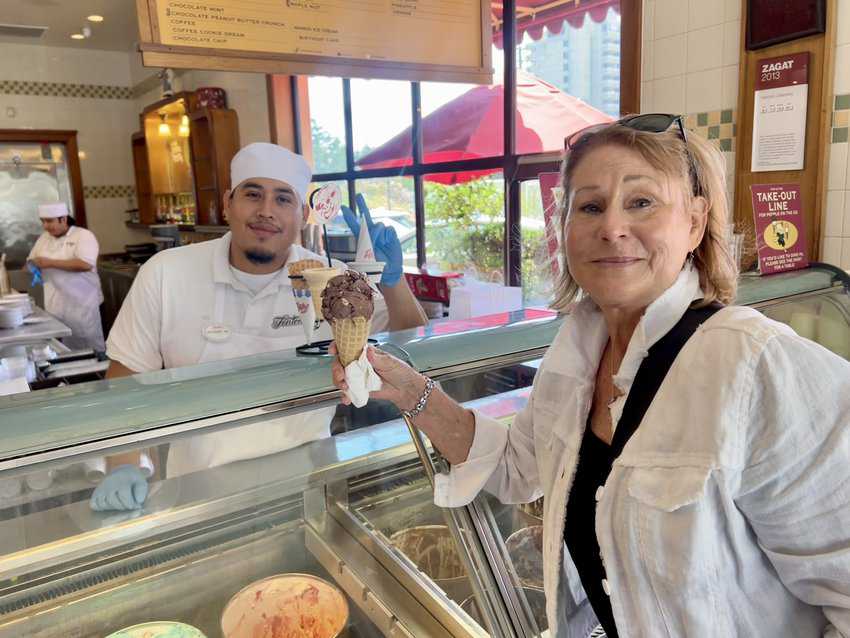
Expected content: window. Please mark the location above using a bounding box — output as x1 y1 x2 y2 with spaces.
292 1 640 303
424 172 505 282
308 77 346 175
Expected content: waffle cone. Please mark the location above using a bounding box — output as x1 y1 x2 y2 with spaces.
288 259 325 291
332 317 371 366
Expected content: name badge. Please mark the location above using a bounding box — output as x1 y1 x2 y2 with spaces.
203 324 231 343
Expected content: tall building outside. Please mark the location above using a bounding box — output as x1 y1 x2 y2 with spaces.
517 8 621 117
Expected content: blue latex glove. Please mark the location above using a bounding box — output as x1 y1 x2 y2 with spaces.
341 193 403 287
90 465 149 511
26 262 43 287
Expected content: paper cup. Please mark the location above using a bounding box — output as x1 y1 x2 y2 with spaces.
105 621 207 638
301 267 341 319
291 286 316 344
347 261 385 286
220 573 348 638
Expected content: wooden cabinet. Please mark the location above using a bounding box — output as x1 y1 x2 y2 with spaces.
188 108 240 226
130 92 240 228
131 132 155 225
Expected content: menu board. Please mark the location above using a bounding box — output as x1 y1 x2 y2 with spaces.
138 0 491 83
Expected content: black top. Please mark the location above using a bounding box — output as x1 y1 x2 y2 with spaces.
563 302 724 637
564 424 621 638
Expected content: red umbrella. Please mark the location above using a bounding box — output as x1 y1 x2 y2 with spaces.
356 72 614 184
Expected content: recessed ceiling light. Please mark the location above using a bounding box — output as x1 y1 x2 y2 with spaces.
70 33 85 40
87 15 104 23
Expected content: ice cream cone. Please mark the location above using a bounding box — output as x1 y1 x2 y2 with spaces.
288 259 327 343
288 259 324 290
331 316 371 366
301 267 341 319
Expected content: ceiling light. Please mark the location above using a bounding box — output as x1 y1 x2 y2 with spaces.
158 113 171 137
70 33 84 40
87 15 104 23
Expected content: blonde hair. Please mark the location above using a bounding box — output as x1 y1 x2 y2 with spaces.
551 121 737 312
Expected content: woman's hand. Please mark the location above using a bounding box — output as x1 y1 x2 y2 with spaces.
329 343 426 409
329 343 475 465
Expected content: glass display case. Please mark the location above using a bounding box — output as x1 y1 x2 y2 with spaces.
0 265 848 638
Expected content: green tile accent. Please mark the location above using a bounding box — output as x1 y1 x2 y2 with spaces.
834 94 850 111
697 112 708 126
0 79 131 100
719 138 732 151
83 184 135 199
720 109 733 124
833 127 849 143
707 125 720 139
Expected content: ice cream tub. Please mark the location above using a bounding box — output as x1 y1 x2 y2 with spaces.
105 621 207 638
220 573 349 638
505 525 543 589
390 525 470 602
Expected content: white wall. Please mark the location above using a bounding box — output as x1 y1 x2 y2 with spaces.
822 0 850 269
180 70 271 146
0 43 151 253
640 0 741 206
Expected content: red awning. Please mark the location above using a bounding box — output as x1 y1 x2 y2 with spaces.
357 72 614 184
492 0 620 48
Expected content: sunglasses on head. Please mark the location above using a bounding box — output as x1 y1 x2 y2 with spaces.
565 113 701 196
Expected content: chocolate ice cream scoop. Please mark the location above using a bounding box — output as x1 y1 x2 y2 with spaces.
322 270 374 321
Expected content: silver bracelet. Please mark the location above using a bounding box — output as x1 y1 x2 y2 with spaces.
403 377 436 421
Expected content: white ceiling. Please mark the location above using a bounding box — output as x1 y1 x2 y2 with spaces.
0 0 139 51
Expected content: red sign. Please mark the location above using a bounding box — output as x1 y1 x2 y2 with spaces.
755 52 809 90
404 270 462 304
750 183 808 274
539 172 562 278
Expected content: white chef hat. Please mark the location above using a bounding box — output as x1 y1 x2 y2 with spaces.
230 142 312 204
38 202 70 219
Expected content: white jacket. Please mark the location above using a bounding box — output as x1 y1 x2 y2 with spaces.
434 268 850 637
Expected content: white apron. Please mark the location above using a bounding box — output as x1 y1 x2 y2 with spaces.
45 267 105 351
165 281 336 477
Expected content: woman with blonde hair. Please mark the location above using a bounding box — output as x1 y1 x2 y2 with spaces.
331 114 850 637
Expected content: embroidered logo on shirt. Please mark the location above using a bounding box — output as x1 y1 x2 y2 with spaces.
271 314 302 328
271 315 322 330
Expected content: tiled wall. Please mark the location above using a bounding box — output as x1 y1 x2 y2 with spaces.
823 1 850 269
640 0 741 207
0 43 151 254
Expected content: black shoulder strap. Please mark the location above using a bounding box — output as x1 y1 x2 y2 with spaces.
610 302 724 457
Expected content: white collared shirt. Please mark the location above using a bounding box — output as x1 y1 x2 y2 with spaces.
106 233 388 372
435 268 850 637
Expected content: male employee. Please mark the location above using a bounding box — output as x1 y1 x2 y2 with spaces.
92 142 426 511
27 202 105 351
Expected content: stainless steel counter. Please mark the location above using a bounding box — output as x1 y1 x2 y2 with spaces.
0 307 70 347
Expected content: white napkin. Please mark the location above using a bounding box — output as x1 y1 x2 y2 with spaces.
344 347 382 407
